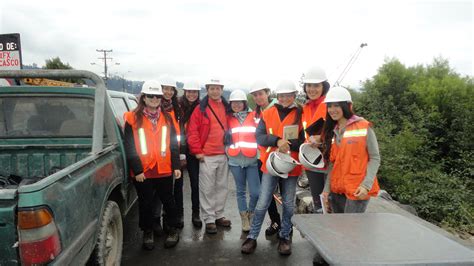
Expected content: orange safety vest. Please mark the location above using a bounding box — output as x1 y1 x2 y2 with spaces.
302 101 326 140
124 111 173 175
227 112 258 158
329 119 380 200
260 106 302 177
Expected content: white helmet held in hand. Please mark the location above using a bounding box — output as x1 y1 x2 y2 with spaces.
160 75 177 88
249 80 270 94
183 82 201 91
275 80 298 94
229 89 247 102
266 151 301 178
303 66 327 84
324 86 352 103
141 80 163 95
299 143 324 170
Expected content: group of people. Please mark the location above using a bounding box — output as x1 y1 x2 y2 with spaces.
123 66 381 255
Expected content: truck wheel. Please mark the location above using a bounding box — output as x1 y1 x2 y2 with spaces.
93 201 123 265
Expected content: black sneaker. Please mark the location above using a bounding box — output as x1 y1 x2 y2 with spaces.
192 211 203 228
142 230 154 250
265 222 280 236
164 228 180 248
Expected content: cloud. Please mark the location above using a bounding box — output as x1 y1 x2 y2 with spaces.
1 0 472 88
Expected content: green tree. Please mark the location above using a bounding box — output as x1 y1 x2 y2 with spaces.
42 57 83 84
355 58 473 235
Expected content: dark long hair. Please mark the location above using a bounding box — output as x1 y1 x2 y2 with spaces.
134 94 175 130
254 89 272 118
303 81 330 100
179 91 200 124
322 101 354 161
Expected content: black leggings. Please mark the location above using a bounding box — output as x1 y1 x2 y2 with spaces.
306 171 326 210
186 153 200 213
134 176 178 230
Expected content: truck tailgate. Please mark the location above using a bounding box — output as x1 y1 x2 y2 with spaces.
0 189 19 265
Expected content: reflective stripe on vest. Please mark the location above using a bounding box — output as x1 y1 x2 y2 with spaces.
343 128 367 138
231 126 256 133
138 128 148 155
229 141 258 149
161 126 167 156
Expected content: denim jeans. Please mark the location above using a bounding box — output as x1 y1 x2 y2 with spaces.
248 173 298 240
229 165 261 213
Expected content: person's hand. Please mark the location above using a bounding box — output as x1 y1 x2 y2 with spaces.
174 169 182 179
135 173 146 182
180 159 187 168
277 139 291 153
309 135 322 148
195 154 204 162
354 186 369 199
321 191 331 213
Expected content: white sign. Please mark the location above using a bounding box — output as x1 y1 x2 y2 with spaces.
0 33 22 70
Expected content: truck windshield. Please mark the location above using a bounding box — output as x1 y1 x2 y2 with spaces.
0 96 94 138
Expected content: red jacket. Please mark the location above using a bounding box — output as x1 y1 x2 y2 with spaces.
187 96 230 155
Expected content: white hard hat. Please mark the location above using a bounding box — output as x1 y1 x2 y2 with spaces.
299 143 324 170
266 151 300 178
249 80 270 94
160 75 177 88
141 80 163 95
303 66 327 84
205 78 224 87
275 80 298 94
324 86 352 103
183 82 201 91
229 89 247 102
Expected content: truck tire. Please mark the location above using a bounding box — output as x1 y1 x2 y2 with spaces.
92 201 123 265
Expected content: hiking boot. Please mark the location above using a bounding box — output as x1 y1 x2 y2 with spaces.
215 217 232 227
241 238 257 254
164 227 180 248
192 211 202 228
240 212 250 232
205 223 217 234
265 222 280 236
277 239 291 255
142 230 154 250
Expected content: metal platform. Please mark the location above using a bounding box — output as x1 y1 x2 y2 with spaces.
292 213 474 265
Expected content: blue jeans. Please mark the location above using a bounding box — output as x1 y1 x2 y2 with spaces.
229 165 261 213
248 173 298 240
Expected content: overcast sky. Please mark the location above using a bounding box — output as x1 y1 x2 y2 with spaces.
1 0 472 90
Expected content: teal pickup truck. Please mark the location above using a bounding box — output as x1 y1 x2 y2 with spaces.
0 70 137 265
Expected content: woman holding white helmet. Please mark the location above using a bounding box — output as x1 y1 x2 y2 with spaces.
249 81 282 237
225 89 261 233
241 80 305 256
321 86 381 213
123 80 181 250
301 66 331 213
